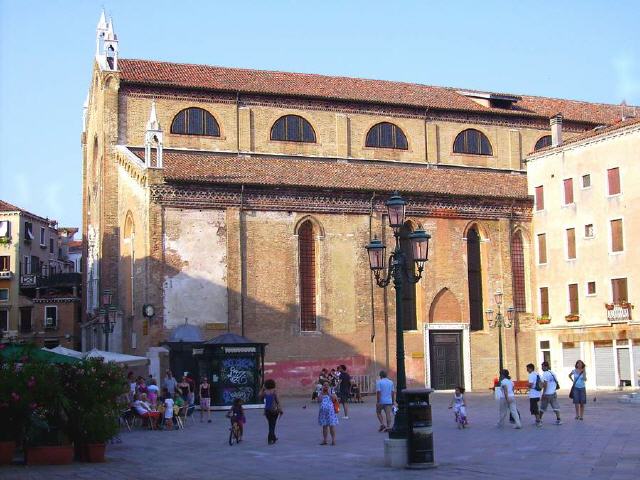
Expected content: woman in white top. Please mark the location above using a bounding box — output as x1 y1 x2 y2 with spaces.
497 369 522 429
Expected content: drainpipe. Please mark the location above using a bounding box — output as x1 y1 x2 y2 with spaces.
239 184 246 337
382 213 390 371
368 193 377 377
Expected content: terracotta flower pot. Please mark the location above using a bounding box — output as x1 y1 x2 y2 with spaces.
25 445 74 465
0 441 16 465
85 443 106 463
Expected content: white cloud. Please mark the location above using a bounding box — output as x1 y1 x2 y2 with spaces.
612 52 640 104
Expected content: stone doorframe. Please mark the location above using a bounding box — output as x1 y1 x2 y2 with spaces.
423 323 472 391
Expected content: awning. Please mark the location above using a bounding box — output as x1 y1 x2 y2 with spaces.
43 346 84 358
557 324 640 343
85 348 149 366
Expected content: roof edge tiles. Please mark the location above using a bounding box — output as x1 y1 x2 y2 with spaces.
118 58 634 125
127 147 530 201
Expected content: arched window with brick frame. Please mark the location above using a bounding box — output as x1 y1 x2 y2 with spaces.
467 226 484 330
511 230 527 312
298 220 317 331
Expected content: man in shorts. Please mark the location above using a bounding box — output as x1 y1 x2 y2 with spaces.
376 371 395 432
526 363 542 427
337 365 351 419
540 361 562 425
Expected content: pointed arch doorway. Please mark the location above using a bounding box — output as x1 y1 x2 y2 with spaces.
424 288 472 390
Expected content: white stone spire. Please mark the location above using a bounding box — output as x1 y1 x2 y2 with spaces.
96 10 108 56
95 11 119 71
145 101 163 167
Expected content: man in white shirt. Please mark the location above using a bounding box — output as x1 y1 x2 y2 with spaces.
498 369 521 429
540 361 562 425
375 371 395 432
526 363 542 427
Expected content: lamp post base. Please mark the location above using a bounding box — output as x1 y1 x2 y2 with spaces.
384 438 407 468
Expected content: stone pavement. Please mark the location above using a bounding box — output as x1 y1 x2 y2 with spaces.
2 391 639 480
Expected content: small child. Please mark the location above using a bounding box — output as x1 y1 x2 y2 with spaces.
163 388 174 430
448 386 468 429
226 398 246 440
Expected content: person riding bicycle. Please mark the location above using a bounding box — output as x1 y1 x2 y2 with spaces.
226 398 246 441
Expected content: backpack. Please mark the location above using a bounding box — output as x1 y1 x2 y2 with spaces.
534 374 542 391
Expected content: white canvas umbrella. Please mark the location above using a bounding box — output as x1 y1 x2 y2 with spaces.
42 346 84 359
85 348 149 366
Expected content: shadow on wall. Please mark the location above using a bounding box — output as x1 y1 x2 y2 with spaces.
92 233 394 396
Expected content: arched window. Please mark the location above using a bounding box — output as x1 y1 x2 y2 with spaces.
399 222 417 330
365 122 408 149
271 115 316 143
453 129 493 155
534 135 552 151
298 220 317 331
467 227 484 330
511 231 526 312
170 108 220 136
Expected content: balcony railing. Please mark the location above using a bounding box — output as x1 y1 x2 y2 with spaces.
20 272 81 289
606 302 634 322
0 271 13 279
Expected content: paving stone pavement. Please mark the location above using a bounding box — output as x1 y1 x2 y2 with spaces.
2 391 639 480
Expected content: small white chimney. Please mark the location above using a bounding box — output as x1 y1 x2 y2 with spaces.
550 114 563 147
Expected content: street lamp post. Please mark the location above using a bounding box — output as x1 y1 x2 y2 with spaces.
98 289 117 351
365 192 431 439
485 290 515 373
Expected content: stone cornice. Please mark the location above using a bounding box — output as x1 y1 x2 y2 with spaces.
150 184 532 221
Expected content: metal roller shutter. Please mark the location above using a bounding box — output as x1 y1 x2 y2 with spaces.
633 345 640 387
594 345 615 387
563 345 580 368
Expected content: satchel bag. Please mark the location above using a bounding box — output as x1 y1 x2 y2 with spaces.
569 371 582 399
332 396 340 414
551 372 561 390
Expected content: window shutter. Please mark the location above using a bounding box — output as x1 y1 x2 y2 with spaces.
537 234 547 264
563 178 574 204
566 228 576 259
612 278 628 303
535 186 544 210
0 220 9 237
568 284 579 314
608 168 621 195
540 287 549 316
610 219 623 252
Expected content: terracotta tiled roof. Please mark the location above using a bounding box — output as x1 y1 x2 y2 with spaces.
128 148 529 201
0 200 23 212
119 59 632 125
67 240 82 248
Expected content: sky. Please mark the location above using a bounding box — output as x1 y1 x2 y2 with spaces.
1 0 639 229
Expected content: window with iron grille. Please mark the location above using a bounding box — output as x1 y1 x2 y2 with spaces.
582 174 591 188
298 221 317 331
534 135 552 151
453 129 492 155
170 108 220 136
365 122 408 149
511 231 526 312
271 115 316 143
467 227 484 331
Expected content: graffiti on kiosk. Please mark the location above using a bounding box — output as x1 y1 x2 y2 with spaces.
221 358 255 386
223 387 254 404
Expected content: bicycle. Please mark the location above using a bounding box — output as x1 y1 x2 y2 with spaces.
228 413 242 445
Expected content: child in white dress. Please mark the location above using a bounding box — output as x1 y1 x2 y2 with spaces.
448 386 468 428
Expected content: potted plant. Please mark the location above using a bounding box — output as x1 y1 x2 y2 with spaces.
537 315 551 324
565 314 580 322
62 358 127 462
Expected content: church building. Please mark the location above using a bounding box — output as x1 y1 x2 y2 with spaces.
82 13 629 392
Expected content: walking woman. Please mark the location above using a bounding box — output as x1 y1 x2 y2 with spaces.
260 379 282 445
318 382 339 445
177 376 191 405
199 376 212 423
569 360 587 420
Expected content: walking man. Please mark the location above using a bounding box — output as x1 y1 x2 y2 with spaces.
337 365 351 419
540 361 562 425
163 370 178 396
497 369 522 429
526 363 542 427
375 371 395 432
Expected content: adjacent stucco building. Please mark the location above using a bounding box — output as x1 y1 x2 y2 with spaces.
527 117 640 388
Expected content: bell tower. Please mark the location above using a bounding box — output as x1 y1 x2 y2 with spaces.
95 11 119 71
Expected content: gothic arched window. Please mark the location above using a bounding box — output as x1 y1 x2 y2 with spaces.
271 115 316 143
511 231 526 312
365 122 408 149
298 220 317 331
453 129 493 155
399 222 417 330
467 226 484 330
534 135 552 151
171 108 220 136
